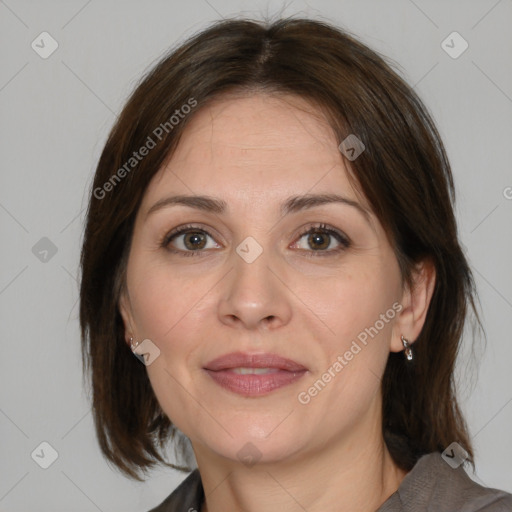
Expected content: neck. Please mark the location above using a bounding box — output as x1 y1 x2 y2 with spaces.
195 400 408 512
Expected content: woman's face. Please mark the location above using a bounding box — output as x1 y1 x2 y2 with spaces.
120 93 411 467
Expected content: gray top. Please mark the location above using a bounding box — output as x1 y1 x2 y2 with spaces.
148 452 512 511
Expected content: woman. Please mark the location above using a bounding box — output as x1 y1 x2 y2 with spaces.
79 17 512 512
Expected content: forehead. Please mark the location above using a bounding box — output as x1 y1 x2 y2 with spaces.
141 93 369 212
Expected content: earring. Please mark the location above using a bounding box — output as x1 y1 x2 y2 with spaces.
401 335 413 361
129 337 140 352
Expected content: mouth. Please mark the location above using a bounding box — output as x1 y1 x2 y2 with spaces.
203 352 308 396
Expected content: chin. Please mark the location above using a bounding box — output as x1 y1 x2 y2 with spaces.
194 424 309 467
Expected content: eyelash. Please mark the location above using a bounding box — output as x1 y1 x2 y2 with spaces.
160 223 351 258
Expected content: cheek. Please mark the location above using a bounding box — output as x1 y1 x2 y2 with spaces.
299 299 394 432
301 262 397 348
127 257 207 342
129 266 211 430
303 263 398 397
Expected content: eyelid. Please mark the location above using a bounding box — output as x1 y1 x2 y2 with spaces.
291 223 350 255
160 223 222 257
161 222 351 256
162 223 220 246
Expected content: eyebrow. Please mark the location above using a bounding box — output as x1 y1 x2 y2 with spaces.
146 193 371 222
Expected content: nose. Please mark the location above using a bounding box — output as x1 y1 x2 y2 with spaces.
217 245 293 331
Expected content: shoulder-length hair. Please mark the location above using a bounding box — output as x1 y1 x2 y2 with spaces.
79 16 482 480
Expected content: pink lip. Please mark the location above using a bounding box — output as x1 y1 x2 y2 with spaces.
204 352 307 372
203 352 308 397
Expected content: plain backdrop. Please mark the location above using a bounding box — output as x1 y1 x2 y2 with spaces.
1 1 511 511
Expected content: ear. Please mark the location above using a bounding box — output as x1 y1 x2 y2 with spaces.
390 258 436 353
118 288 136 348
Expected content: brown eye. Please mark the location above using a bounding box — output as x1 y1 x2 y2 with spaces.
307 231 331 250
293 223 350 256
162 225 220 256
182 231 208 250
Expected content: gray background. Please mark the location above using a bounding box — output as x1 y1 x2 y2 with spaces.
1 0 511 510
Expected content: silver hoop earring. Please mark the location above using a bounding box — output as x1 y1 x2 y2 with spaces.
401 335 413 361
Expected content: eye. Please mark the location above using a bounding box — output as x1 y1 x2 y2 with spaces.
161 224 220 257
291 223 350 256
161 222 350 257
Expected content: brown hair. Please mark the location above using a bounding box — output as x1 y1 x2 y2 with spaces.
79 16 482 480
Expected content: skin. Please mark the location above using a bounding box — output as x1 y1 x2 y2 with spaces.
119 93 436 512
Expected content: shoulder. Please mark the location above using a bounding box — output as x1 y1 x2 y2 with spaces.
147 468 203 512
147 455 512 512
378 452 512 512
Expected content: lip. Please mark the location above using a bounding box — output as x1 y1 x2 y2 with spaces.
203 352 308 397
204 352 307 372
